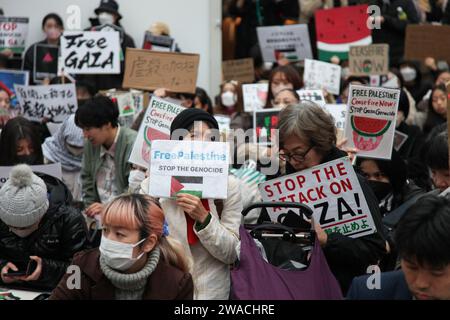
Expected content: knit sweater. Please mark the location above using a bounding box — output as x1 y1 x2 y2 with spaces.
100 247 160 300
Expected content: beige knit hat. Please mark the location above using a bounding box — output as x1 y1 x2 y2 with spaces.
0 164 49 228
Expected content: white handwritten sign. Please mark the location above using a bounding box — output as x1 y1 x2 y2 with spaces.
303 59 341 95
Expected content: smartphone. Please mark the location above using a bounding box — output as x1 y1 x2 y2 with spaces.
4 260 37 277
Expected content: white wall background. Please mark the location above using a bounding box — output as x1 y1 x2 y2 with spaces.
0 0 222 97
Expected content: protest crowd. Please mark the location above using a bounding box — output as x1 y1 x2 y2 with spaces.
0 0 450 301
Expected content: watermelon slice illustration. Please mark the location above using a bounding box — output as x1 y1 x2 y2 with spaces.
315 5 372 61
143 126 169 146
351 115 391 151
257 87 268 106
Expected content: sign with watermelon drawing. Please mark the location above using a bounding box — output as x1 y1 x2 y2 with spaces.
253 108 280 145
343 84 400 160
257 24 313 63
349 44 389 76
148 140 229 199
243 83 269 112
128 96 185 169
303 59 341 95
315 4 372 62
259 157 377 239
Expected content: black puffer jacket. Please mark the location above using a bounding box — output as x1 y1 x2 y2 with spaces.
0 173 88 290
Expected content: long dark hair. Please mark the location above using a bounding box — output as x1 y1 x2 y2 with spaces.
423 84 447 135
0 117 44 166
265 65 302 108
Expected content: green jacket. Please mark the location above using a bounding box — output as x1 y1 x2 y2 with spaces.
81 127 137 206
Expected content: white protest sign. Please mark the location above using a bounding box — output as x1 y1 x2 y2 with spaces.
243 83 269 112
0 17 29 54
60 31 121 74
297 89 326 107
128 96 185 168
303 59 341 95
0 163 62 189
149 140 229 199
343 84 400 160
14 83 77 122
322 104 346 129
259 157 376 238
257 24 313 63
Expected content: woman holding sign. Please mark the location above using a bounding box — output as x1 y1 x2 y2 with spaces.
275 102 387 294
140 108 243 300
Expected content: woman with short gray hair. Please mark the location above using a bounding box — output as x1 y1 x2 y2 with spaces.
275 102 387 295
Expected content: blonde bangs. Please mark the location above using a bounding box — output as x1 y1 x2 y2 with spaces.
101 198 142 230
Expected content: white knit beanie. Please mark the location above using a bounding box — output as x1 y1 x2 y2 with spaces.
0 164 49 228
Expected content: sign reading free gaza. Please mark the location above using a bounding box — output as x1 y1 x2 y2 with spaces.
149 140 230 199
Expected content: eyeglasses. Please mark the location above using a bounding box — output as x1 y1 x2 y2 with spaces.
279 145 314 163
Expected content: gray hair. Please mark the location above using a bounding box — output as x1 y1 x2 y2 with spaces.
278 101 337 154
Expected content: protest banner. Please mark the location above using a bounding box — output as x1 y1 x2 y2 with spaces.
349 44 389 76
259 157 377 238
257 24 312 63
142 31 175 52
0 17 29 54
322 104 346 130
297 89 326 107
253 108 279 145
393 130 408 151
404 25 450 62
243 83 268 112
222 58 255 84
123 48 200 94
0 163 62 189
343 84 400 159
128 96 185 168
60 31 121 74
14 83 77 122
303 59 341 95
148 140 229 199
0 70 29 107
315 4 371 61
33 44 58 83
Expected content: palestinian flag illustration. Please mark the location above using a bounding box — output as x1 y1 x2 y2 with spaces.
350 115 391 151
315 4 372 62
170 176 203 198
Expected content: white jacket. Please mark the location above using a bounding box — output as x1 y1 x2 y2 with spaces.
140 175 242 300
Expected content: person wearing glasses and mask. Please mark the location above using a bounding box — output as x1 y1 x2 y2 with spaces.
270 102 387 295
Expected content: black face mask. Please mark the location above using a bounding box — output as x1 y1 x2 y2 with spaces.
16 154 38 165
368 180 393 202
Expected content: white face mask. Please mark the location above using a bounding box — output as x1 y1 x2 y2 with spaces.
98 12 115 25
400 67 417 82
10 223 39 238
100 235 146 271
128 170 146 192
221 91 237 108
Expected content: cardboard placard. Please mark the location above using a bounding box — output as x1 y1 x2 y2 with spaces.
303 59 341 95
322 104 347 130
60 31 121 74
315 5 372 61
14 83 77 122
349 44 389 76
128 96 185 169
0 163 62 189
253 108 280 145
142 31 175 52
297 89 326 107
0 69 29 107
222 58 255 84
343 84 400 160
257 24 313 63
148 140 229 199
404 25 450 62
122 48 200 94
0 17 29 54
259 157 376 238
242 83 269 112
33 44 58 83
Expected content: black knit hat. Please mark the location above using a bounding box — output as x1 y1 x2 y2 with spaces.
170 108 219 136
